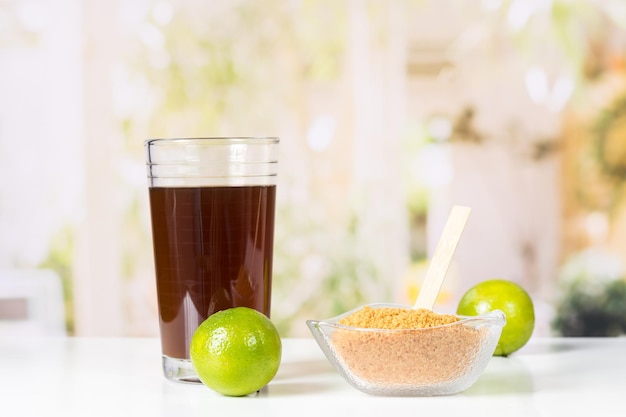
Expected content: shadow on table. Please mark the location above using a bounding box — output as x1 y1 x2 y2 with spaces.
268 358 339 395
463 356 534 396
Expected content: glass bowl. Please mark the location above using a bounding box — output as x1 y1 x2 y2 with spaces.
306 303 505 396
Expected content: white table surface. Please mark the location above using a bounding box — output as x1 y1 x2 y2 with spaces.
1 336 625 417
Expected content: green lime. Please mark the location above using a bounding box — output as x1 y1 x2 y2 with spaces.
190 307 282 396
457 279 535 356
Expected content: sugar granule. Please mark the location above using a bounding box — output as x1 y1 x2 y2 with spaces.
339 306 459 329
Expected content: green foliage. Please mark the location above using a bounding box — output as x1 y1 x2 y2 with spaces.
400 123 432 262
125 0 347 139
270 202 382 336
38 227 74 334
552 279 626 337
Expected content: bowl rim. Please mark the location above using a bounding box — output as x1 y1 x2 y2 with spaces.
306 303 505 333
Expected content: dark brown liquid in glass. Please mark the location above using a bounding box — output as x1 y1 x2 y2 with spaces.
148 185 276 359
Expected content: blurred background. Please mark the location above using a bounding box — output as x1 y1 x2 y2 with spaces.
1 0 625 339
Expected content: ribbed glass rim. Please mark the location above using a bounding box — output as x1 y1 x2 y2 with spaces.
145 137 279 146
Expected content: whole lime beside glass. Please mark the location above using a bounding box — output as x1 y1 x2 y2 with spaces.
457 279 535 356
190 307 282 396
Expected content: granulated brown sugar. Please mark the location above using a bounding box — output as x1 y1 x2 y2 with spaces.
333 306 485 387
339 306 459 329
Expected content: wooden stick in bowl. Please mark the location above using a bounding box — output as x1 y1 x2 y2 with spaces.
413 206 472 310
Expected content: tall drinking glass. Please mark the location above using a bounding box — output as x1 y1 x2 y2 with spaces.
145 137 279 383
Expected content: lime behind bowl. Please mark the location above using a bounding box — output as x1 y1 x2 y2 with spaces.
307 303 505 396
